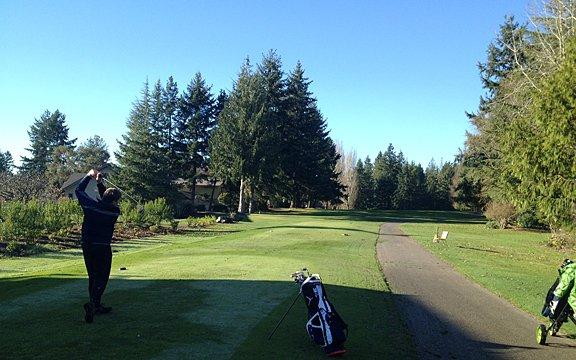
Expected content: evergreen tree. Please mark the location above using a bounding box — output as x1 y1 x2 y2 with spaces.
116 80 175 201
477 15 528 108
373 144 401 209
355 157 375 209
425 160 455 210
210 58 270 213
21 110 76 174
0 151 14 173
283 61 342 206
393 162 426 210
46 145 78 187
162 76 179 155
76 135 110 170
504 36 576 228
174 72 216 207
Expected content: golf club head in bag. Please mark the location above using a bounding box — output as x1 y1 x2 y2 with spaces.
295 269 348 356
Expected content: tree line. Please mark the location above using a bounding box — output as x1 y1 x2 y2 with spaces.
1 51 344 214
454 0 576 243
336 144 454 211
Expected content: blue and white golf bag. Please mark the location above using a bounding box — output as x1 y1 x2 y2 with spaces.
295 272 348 356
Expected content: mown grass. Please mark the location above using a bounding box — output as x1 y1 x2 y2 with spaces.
0 211 415 359
401 219 576 337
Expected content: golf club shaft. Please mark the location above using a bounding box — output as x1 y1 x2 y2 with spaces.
267 290 301 340
102 177 140 204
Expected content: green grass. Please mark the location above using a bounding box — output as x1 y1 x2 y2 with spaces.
400 218 576 337
0 210 415 359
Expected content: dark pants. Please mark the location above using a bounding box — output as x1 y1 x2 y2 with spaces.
82 243 112 306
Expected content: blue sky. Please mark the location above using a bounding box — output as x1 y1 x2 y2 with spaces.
0 0 531 168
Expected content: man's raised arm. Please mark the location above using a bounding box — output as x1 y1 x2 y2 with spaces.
75 169 99 208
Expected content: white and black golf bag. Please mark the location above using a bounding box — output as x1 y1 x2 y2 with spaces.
296 272 348 356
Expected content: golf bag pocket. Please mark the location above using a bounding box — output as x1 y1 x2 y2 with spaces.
306 313 326 345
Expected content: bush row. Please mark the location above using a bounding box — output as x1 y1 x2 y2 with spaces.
0 197 186 256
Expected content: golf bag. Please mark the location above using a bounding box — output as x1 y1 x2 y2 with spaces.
293 270 348 356
541 276 575 334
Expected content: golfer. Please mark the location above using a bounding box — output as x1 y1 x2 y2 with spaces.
76 169 121 323
550 259 576 316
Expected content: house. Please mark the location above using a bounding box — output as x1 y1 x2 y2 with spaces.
60 164 114 201
173 177 223 211
61 165 223 211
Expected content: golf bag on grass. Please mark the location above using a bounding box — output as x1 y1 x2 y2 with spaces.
536 261 576 345
293 269 348 356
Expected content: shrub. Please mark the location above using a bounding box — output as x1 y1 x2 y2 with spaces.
0 200 44 242
515 211 545 229
484 201 516 229
119 201 146 228
3 241 44 257
485 220 500 229
186 215 217 228
169 220 179 231
548 230 576 250
143 198 173 226
43 199 82 237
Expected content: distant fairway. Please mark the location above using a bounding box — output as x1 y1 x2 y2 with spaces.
0 210 415 359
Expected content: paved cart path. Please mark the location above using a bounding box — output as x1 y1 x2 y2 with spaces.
377 222 576 360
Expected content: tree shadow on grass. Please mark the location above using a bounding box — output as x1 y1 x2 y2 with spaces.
266 209 485 225
2 276 570 360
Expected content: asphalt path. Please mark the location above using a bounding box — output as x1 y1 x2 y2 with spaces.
377 222 576 359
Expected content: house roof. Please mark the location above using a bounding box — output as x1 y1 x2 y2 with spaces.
60 164 114 191
61 173 86 191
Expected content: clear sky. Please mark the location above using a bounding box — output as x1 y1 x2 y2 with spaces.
0 0 531 168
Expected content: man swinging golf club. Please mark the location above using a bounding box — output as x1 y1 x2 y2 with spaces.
76 169 121 323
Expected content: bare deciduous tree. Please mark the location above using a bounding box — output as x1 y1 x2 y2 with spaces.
335 141 358 209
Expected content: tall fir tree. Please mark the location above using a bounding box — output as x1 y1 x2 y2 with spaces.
393 162 427 210
210 58 270 213
174 72 216 207
355 157 375 210
116 80 175 201
373 144 401 209
0 150 14 173
283 60 342 206
162 76 179 155
76 135 110 170
20 110 76 174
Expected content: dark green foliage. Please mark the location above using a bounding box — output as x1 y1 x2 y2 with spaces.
20 110 76 174
0 150 14 173
210 58 272 213
75 135 110 170
393 162 427 210
503 36 576 229
477 15 528 108
425 160 455 210
116 81 176 202
282 61 342 206
355 157 375 210
174 73 217 206
373 144 401 209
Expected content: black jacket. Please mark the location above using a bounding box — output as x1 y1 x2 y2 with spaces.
76 175 120 245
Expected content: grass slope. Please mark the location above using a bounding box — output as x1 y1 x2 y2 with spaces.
400 215 576 337
0 211 415 359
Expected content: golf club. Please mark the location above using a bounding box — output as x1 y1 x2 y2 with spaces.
267 289 302 340
102 176 140 204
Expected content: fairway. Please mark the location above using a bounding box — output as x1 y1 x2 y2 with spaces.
0 211 415 359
